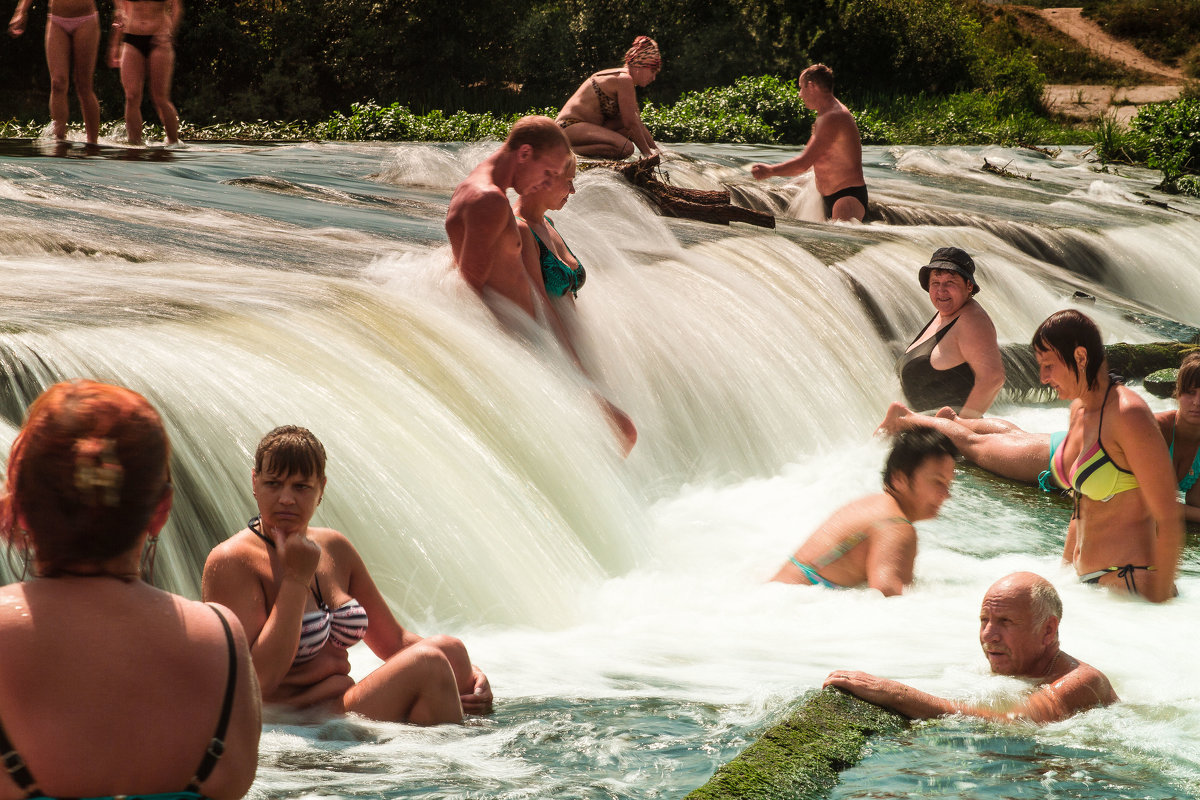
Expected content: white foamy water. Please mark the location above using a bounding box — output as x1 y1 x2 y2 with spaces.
0 140 1197 798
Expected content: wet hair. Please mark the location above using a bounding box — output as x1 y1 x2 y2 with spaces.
504 115 569 156
1027 577 1063 627
1031 309 1105 392
883 428 958 489
255 425 326 481
1177 351 1200 396
800 63 834 92
1 380 171 571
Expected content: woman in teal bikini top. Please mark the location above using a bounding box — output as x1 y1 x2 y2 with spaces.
525 218 586 298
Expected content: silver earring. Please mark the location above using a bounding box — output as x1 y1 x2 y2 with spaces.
140 535 159 584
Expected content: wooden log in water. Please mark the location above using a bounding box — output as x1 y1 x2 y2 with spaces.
585 155 776 229
686 687 906 800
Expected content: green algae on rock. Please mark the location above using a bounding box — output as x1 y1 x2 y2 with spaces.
686 688 907 800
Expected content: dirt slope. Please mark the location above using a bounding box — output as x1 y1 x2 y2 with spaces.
1037 7 1183 121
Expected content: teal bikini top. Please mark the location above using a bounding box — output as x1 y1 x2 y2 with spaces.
1170 423 1200 493
527 217 585 298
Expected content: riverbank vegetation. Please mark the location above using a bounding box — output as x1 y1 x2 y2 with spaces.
0 0 1196 192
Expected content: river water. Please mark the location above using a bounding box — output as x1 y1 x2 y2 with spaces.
1 137 1198 799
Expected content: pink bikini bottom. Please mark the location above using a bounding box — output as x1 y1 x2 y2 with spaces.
48 11 98 35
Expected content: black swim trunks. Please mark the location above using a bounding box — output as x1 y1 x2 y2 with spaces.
822 184 869 219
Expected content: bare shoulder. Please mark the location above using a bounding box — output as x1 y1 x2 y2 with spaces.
308 526 356 553
453 180 508 212
1115 383 1152 414
204 529 258 567
1112 385 1157 435
1054 658 1118 708
959 299 997 328
833 493 908 531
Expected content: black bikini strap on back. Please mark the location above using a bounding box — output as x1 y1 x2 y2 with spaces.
0 718 43 797
187 605 239 792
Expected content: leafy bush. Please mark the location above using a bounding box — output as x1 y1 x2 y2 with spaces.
1128 98 1200 191
812 0 982 95
641 76 813 144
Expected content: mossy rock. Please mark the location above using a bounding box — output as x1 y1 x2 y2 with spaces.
1104 342 1198 382
1001 342 1198 397
1144 368 1179 399
686 688 907 800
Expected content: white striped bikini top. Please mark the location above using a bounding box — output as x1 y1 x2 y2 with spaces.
294 575 368 664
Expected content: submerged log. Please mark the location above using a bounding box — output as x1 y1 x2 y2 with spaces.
686 687 906 800
585 155 776 229
982 158 1039 181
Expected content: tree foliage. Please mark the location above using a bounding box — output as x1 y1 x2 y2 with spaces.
3 0 1044 125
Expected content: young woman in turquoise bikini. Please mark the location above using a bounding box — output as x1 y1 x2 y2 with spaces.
1033 310 1183 602
1157 352 1200 525
514 153 637 455
770 429 958 596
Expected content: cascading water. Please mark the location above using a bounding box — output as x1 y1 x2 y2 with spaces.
1 138 1197 798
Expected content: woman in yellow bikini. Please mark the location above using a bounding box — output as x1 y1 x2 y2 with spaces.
555 35 661 159
1032 310 1183 602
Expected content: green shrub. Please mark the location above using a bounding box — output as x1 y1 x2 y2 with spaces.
1129 98 1200 188
1183 44 1200 81
813 0 981 95
641 76 812 144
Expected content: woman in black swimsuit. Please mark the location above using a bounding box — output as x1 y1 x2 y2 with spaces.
555 35 661 159
107 0 180 144
896 246 1005 417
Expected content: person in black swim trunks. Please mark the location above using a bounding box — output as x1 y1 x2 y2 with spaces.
107 0 180 144
896 247 1005 418
750 64 868 222
555 35 661 159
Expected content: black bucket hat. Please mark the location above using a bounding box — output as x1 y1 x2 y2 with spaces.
918 247 980 295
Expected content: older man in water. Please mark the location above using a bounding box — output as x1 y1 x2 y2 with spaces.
750 64 867 222
825 572 1118 723
446 115 572 318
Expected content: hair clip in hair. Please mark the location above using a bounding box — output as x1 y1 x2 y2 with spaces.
74 437 124 507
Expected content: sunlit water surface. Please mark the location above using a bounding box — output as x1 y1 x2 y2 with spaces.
1 137 1198 799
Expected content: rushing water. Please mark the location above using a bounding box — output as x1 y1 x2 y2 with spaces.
1 136 1198 799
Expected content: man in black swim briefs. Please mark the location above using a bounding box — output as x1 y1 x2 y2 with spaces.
750 64 868 222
